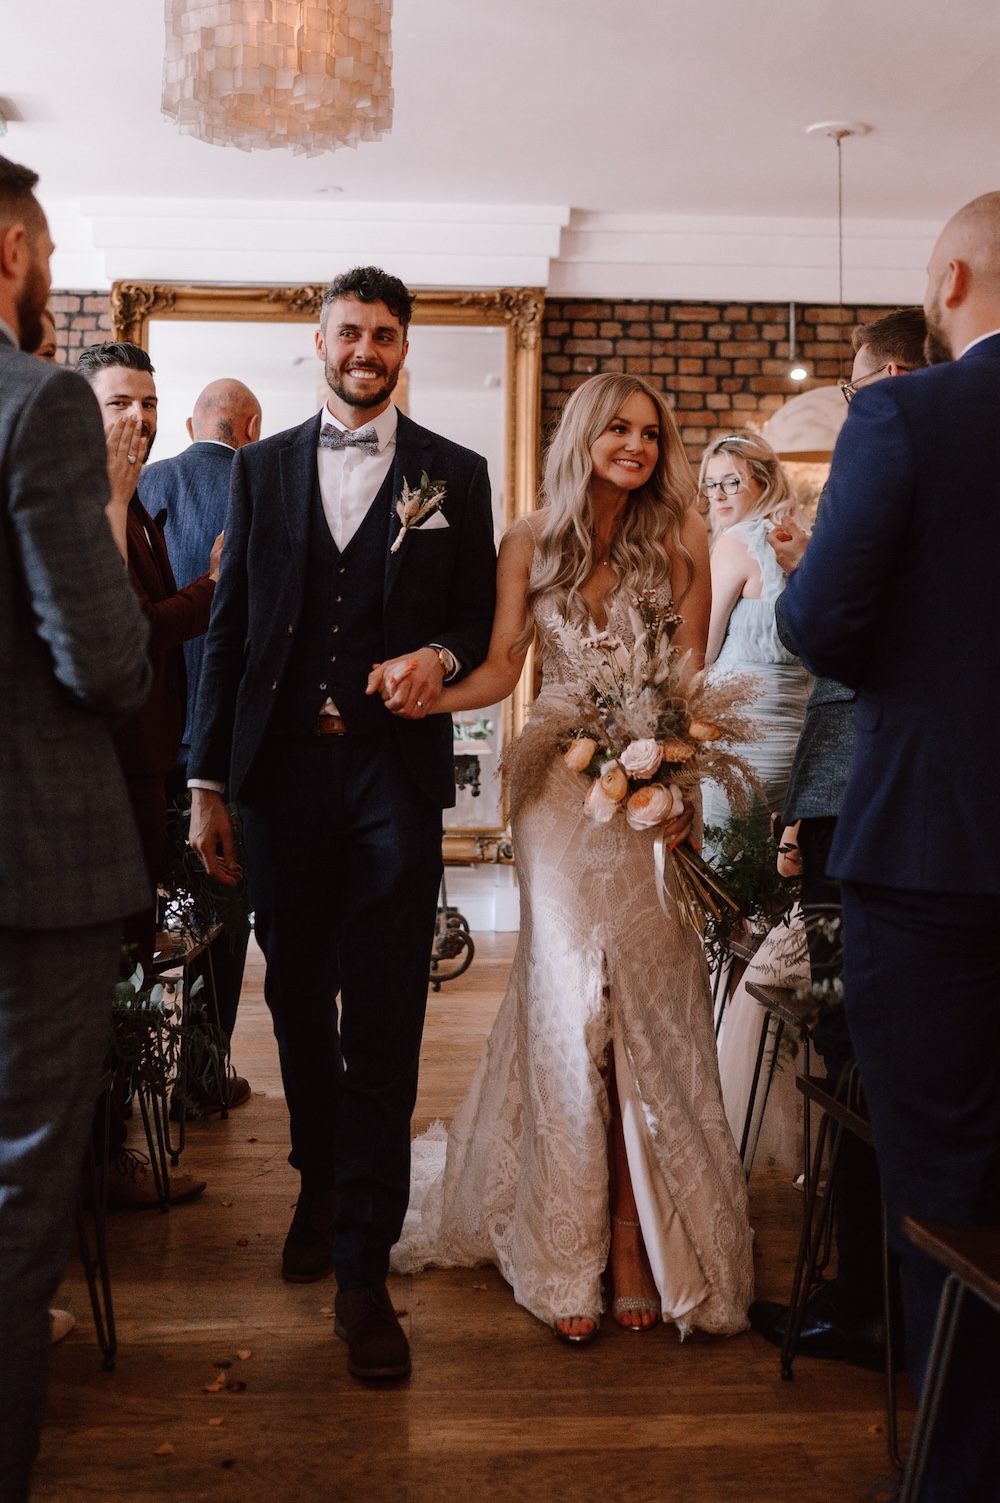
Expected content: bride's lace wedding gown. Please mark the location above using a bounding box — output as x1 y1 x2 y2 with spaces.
392 591 754 1333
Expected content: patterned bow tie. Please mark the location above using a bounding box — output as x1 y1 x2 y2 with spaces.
319 424 379 455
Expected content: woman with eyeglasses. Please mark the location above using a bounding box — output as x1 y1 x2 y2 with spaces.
697 433 811 833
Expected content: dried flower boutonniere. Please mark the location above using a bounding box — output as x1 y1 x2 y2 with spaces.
390 472 447 554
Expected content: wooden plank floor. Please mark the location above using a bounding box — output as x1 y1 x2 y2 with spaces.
39 934 909 1502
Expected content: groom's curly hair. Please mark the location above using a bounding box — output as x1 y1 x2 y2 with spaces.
321 266 414 333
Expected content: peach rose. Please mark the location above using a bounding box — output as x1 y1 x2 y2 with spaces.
659 738 695 763
620 738 662 779
688 719 722 742
598 760 629 803
625 781 685 831
563 737 598 772
584 779 620 823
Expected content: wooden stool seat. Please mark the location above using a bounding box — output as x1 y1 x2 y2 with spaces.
898 1218 1000 1501
903 1218 1000 1311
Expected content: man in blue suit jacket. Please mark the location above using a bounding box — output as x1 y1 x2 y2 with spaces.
189 268 497 1382
782 193 1000 1503
140 380 261 1079
141 379 261 763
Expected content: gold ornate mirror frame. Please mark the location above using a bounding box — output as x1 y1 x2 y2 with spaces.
111 281 544 862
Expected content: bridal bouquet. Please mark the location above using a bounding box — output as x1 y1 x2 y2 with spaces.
505 592 762 930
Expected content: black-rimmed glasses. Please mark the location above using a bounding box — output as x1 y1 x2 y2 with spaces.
839 364 912 403
700 476 745 499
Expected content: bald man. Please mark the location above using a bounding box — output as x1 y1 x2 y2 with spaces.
140 379 261 1090
782 193 1000 1503
140 379 262 760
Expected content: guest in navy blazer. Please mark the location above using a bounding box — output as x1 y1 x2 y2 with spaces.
140 382 261 1077
782 194 1000 1503
141 379 261 762
188 268 497 1381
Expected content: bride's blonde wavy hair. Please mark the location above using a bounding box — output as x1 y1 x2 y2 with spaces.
520 374 697 651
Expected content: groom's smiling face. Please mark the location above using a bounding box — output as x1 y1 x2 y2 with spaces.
316 295 409 418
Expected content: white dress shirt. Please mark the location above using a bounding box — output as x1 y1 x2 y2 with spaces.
0 316 18 347
959 328 1000 358
317 401 397 550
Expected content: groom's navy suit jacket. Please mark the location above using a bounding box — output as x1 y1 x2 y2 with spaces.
781 332 1000 896
188 409 496 807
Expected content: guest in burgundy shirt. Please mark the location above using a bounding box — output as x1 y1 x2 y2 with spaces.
76 342 220 969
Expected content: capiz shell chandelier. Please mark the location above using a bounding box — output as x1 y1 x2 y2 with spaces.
162 1 393 155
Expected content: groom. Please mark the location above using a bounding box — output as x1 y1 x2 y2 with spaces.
189 267 496 1380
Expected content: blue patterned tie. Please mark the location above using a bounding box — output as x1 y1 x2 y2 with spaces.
319 424 379 455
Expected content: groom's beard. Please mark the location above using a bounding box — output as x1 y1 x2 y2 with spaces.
325 353 402 411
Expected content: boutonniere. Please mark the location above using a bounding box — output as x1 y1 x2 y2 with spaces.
390 472 447 554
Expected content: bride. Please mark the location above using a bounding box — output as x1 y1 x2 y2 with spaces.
372 373 753 1344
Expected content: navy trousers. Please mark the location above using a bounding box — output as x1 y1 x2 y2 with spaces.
841 881 1000 1503
240 734 442 1290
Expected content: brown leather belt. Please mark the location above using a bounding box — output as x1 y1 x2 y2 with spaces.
270 715 348 738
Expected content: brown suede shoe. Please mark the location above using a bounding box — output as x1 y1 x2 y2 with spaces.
281 1186 337 1283
334 1284 411 1380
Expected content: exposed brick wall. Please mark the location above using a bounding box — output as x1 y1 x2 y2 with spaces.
542 299 890 461
50 289 893 463
49 291 113 365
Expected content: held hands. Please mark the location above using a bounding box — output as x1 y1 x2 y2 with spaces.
366 646 445 720
768 515 809 574
189 789 243 887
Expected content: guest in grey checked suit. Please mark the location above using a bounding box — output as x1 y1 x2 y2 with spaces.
0 156 151 1503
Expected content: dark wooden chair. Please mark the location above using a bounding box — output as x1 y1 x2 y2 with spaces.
897 1218 1000 1503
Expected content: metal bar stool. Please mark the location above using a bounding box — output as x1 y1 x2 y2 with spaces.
742 982 814 1186
781 1070 904 1475
898 1218 1000 1503
75 1065 117 1369
712 930 764 1038
150 922 227 1164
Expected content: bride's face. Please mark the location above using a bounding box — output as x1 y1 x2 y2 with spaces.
701 452 764 530
589 392 660 491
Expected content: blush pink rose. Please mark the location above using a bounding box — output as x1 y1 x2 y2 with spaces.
625 781 685 831
620 738 662 779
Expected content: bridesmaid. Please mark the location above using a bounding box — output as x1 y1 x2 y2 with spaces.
698 433 811 830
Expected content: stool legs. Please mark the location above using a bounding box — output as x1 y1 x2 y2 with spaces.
898 1274 965 1503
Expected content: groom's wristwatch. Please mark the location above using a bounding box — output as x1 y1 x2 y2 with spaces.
428 643 459 682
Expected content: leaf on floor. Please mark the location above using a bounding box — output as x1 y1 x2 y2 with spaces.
153 1443 174 1457
208 1418 224 1427
319 1307 334 1318
394 1308 409 1318
202 1378 225 1393
236 1350 252 1361
222 1200 234 1208
472 1283 488 1292
236 1237 249 1247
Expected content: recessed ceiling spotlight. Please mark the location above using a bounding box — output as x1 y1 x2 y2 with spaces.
314 184 344 194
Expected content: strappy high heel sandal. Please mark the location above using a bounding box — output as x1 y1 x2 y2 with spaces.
553 1315 600 1345
610 1215 660 1331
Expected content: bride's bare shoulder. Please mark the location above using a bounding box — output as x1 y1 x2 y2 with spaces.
500 514 540 562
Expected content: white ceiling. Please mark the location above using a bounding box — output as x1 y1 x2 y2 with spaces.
3 0 999 295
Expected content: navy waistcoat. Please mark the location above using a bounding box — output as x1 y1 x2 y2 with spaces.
273 466 395 736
